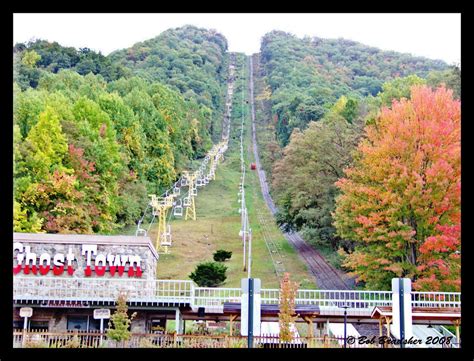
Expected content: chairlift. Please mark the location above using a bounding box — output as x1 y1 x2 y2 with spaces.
161 225 172 247
183 197 191 207
173 199 183 216
173 186 180 196
181 178 188 187
136 228 147 237
196 178 204 187
191 187 198 196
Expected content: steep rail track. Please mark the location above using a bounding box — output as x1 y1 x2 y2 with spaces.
247 55 354 290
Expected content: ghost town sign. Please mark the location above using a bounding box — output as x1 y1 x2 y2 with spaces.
13 242 143 277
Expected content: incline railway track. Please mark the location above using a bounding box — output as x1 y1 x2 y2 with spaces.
247 55 354 290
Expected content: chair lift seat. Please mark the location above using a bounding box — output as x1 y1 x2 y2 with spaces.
136 228 147 236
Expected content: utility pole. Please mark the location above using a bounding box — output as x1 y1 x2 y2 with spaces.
247 228 252 278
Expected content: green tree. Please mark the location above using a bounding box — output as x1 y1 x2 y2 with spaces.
21 50 41 68
272 100 364 250
213 249 233 262
189 262 227 287
107 292 137 344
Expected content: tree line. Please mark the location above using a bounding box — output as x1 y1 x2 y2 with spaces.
262 32 460 291
13 26 229 234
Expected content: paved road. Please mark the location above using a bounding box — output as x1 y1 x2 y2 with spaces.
248 56 354 290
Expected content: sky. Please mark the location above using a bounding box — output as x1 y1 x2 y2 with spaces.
13 13 461 65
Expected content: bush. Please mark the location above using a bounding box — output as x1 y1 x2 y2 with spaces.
107 292 137 343
189 262 227 287
213 249 232 262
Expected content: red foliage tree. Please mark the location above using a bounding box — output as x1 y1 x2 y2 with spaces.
334 86 460 291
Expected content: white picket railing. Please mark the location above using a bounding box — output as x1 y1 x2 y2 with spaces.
13 277 460 310
411 292 461 308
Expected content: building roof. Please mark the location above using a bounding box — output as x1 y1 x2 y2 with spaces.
223 302 320 317
13 232 159 260
371 306 460 321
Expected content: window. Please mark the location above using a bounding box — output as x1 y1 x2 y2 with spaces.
88 318 102 331
30 321 49 331
67 315 105 332
67 316 88 331
13 320 49 331
13 320 23 330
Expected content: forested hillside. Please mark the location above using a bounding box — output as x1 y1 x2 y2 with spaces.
13 26 229 234
258 31 461 291
260 31 452 146
109 25 229 140
12 25 460 291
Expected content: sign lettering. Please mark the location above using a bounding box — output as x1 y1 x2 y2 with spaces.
13 242 143 278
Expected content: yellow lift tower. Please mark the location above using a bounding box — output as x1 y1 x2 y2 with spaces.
208 141 226 180
149 194 175 254
182 171 199 221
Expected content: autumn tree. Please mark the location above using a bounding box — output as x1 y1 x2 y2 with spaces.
333 85 460 291
278 273 299 342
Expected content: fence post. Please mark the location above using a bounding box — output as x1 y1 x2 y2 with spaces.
190 282 195 308
22 329 26 348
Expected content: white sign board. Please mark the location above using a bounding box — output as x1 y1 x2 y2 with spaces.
19 307 33 318
93 308 111 319
240 278 261 336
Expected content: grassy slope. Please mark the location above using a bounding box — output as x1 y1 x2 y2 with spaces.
152 55 315 289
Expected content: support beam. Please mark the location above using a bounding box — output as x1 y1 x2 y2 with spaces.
385 316 392 337
229 314 237 336
303 316 314 338
453 319 461 346
175 308 183 334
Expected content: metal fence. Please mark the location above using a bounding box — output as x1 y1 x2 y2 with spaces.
14 277 460 310
13 330 377 348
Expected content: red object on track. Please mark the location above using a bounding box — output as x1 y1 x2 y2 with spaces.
250 163 256 170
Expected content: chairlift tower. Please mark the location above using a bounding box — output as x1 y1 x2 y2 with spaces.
149 194 175 254
182 171 199 221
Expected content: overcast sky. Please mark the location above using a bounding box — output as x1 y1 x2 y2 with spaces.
13 13 461 65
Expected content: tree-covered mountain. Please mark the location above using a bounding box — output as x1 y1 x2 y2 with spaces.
260 30 450 146
13 40 131 89
261 31 461 291
13 26 228 234
108 25 229 140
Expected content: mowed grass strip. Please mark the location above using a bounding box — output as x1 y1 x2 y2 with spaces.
154 58 316 289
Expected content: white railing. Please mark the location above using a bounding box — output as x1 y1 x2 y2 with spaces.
13 277 193 304
261 289 393 308
411 292 461 308
14 277 460 310
193 287 241 307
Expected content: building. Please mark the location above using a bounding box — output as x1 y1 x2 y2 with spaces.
13 232 161 333
13 232 461 346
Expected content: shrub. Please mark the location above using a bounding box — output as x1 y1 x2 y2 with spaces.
213 249 232 262
189 262 227 287
107 292 137 343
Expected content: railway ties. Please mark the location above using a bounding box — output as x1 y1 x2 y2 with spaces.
248 55 353 291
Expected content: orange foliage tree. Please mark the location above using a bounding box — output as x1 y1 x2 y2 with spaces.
333 85 460 291
278 273 299 342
